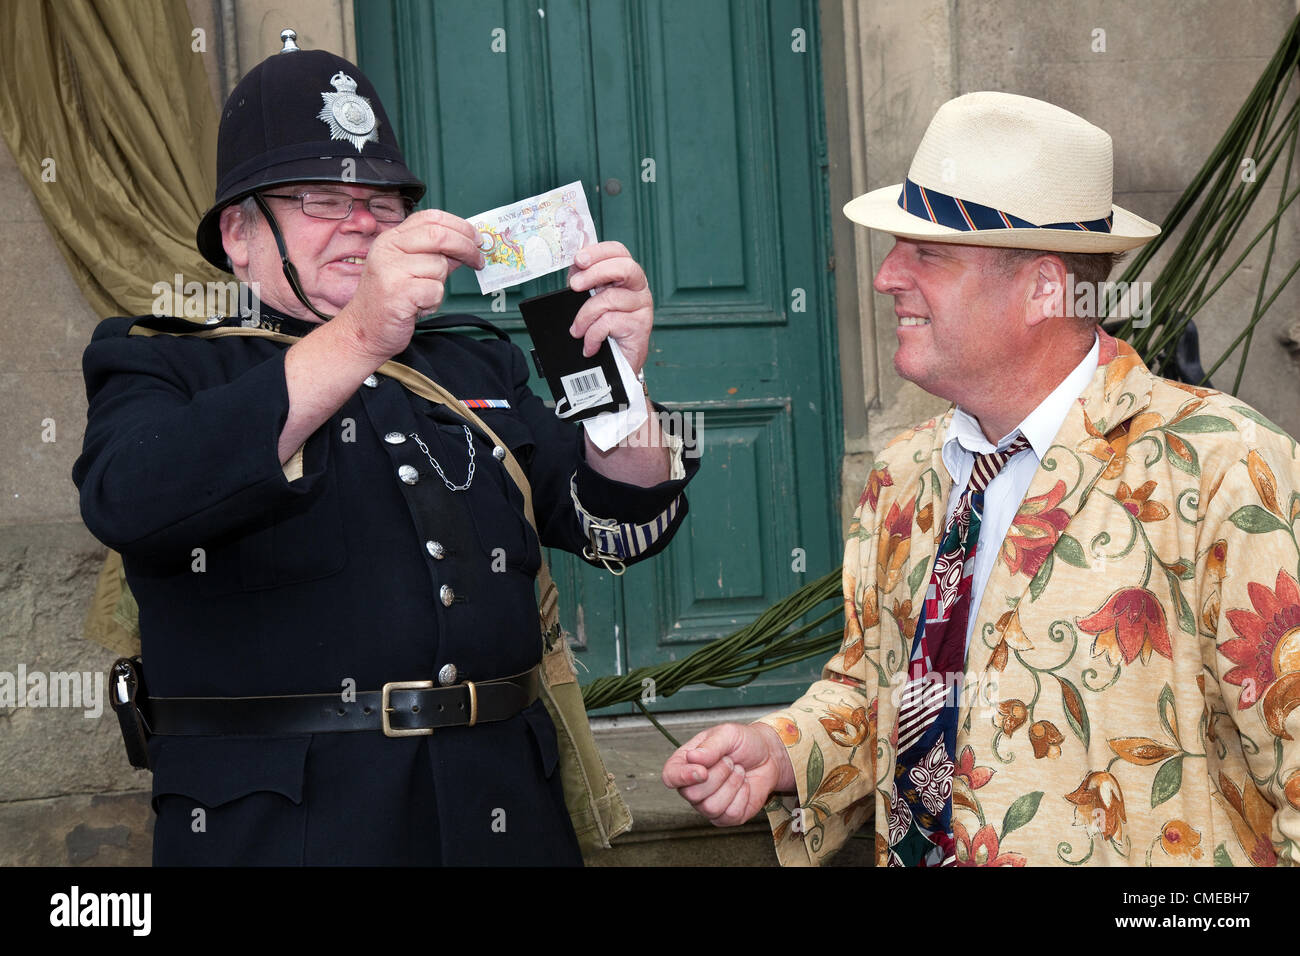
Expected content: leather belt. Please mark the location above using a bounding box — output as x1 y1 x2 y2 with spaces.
145 667 540 738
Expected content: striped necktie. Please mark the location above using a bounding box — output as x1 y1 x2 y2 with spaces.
887 434 1032 867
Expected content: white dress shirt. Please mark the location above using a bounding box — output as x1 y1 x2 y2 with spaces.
940 335 1100 650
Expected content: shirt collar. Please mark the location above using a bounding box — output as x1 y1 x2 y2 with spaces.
943 333 1100 464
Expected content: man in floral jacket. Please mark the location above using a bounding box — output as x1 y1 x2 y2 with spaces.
663 92 1300 866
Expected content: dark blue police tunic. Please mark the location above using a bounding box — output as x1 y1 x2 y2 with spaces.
73 305 697 865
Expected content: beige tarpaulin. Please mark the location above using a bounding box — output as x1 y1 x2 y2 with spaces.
0 0 225 656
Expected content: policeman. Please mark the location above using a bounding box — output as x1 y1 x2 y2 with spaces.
73 31 696 865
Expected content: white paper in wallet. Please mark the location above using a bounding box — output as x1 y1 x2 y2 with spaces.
582 338 646 451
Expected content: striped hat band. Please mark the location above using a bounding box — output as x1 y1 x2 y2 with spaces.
899 178 1114 235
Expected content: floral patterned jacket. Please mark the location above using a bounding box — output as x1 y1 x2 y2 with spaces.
758 332 1300 866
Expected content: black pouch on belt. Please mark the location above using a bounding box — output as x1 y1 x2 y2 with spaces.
108 657 152 770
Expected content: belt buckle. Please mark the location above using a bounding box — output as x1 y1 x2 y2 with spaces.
381 680 435 738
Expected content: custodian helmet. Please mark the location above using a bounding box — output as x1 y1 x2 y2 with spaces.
195 29 425 273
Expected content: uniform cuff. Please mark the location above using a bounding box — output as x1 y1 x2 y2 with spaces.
569 403 699 566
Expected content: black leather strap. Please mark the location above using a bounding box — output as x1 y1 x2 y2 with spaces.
146 667 539 736
413 312 512 341
253 192 334 322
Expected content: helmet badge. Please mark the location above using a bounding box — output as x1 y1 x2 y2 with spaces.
317 71 379 152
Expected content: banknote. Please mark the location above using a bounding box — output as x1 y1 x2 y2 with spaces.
469 181 597 294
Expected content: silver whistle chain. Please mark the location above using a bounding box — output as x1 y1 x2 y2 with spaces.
410 427 476 492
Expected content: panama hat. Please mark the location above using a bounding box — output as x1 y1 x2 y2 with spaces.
844 91 1160 253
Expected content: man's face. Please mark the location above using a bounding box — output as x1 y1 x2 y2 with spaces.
220 182 405 320
873 238 1028 405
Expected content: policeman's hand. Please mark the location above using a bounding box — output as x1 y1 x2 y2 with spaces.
661 722 796 827
338 210 484 360
567 242 654 372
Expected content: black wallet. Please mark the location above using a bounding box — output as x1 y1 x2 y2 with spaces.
518 288 629 422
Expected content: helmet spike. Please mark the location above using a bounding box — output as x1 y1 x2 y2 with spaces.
279 29 300 53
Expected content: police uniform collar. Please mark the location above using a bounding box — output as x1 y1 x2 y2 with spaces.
240 301 320 337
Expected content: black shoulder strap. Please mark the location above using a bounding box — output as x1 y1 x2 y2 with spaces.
413 312 512 342
128 311 511 342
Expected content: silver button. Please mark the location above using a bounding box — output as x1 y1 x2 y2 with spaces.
438 663 458 686
440 585 455 607
363 374 380 388
204 315 222 325
398 465 419 485
426 540 445 560
492 445 506 461
384 432 406 445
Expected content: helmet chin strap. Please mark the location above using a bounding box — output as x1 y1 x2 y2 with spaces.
253 193 335 322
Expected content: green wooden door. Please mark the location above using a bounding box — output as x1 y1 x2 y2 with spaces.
357 0 841 713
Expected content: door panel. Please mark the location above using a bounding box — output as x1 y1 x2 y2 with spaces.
358 0 840 713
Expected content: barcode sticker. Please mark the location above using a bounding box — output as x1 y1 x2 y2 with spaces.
560 367 610 409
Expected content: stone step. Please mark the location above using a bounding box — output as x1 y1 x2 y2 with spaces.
0 790 154 866
585 711 874 866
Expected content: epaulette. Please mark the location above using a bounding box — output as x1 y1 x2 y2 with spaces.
126 314 245 336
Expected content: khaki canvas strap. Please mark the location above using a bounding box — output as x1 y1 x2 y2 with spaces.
130 324 560 637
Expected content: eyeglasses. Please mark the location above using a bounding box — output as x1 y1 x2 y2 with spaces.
260 190 414 223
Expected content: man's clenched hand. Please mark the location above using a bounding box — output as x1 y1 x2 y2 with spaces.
661 722 796 826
